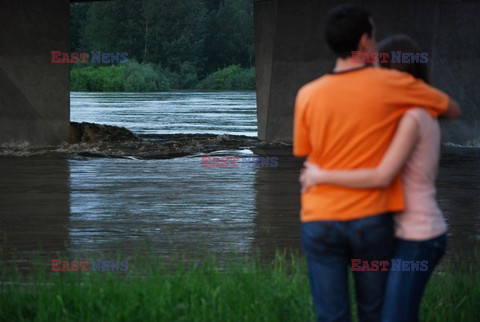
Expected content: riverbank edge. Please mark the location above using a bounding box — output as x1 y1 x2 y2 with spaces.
1 122 477 159
0 122 290 159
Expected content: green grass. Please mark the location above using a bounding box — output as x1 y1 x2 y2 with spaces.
421 261 480 322
1 252 478 322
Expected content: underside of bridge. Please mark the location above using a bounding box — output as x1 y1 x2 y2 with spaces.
0 1 478 145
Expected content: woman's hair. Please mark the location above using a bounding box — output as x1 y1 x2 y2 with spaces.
377 34 430 84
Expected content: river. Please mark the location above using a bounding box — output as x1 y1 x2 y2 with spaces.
0 92 478 265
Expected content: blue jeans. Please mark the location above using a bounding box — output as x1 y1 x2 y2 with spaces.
301 213 395 322
381 234 447 322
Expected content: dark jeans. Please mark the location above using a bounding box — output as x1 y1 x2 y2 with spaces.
301 213 394 322
381 234 447 322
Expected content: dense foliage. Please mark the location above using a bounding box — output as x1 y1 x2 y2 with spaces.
69 0 255 91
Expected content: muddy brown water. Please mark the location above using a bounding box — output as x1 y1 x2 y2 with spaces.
0 145 478 268
1 91 478 268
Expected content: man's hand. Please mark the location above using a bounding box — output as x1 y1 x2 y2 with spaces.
299 161 325 193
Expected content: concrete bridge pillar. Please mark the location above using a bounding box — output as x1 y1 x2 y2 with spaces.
254 0 480 145
0 0 70 145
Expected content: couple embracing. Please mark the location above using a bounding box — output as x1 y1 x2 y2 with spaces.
293 4 461 322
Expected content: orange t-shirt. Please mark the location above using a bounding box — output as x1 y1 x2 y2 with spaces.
293 66 449 222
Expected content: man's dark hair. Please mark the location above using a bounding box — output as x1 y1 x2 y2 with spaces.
325 4 373 58
378 34 430 84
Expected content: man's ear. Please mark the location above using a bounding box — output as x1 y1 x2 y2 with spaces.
357 33 370 53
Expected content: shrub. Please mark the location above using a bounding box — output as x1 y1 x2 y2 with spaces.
196 65 256 90
123 61 170 92
71 61 171 92
70 62 256 91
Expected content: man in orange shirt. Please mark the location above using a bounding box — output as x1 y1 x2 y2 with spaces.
293 4 460 322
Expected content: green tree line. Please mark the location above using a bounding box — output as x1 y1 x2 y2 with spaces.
69 0 255 91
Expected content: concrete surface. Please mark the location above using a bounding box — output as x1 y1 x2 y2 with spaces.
0 0 70 145
254 0 480 145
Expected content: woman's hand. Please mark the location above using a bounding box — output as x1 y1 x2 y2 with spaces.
299 161 325 193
